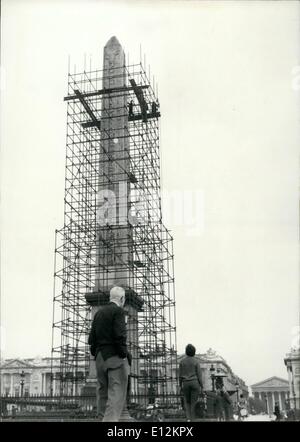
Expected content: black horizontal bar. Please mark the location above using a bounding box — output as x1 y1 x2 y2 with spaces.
81 112 160 128
128 112 161 122
74 90 100 129
64 85 149 101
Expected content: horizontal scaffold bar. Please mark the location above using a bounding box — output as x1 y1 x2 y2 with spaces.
64 85 149 101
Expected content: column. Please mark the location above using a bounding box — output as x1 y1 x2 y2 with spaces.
267 392 271 415
1 373 5 395
281 391 285 408
272 392 275 413
282 392 286 410
278 391 282 410
10 374 13 395
260 392 267 412
44 372 47 394
287 365 293 399
273 391 277 408
44 373 47 394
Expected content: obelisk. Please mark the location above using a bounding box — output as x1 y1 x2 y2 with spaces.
95 35 131 290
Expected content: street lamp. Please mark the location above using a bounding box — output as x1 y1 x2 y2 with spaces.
210 364 216 392
235 380 239 403
20 371 25 397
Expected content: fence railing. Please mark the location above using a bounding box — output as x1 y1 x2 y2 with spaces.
0 392 236 421
0 394 96 418
0 393 182 419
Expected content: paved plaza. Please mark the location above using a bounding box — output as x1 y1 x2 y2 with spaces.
244 414 274 422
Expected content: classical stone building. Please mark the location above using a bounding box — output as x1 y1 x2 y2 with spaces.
251 377 290 414
284 347 300 409
0 357 85 396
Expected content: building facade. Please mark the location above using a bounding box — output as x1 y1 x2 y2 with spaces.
0 357 85 396
284 347 300 409
251 377 290 414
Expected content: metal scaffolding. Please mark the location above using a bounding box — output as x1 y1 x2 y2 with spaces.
51 56 177 407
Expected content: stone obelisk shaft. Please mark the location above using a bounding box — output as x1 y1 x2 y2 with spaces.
95 36 131 292
84 38 138 421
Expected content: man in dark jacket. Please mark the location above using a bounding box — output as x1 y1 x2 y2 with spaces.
220 386 232 421
274 402 281 421
88 286 129 421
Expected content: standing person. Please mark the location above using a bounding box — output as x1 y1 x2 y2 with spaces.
214 388 224 421
128 100 134 117
221 386 232 421
237 394 248 420
179 344 203 421
274 402 281 421
88 286 130 422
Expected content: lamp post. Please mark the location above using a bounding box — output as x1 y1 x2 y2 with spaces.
20 371 25 397
19 370 25 412
235 380 239 403
210 364 215 392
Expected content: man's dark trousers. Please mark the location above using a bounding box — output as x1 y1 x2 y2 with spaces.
96 351 130 422
182 380 200 420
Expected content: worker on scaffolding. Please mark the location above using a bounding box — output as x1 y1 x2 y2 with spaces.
151 99 159 116
128 99 134 117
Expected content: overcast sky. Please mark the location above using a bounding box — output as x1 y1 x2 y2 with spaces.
1 0 300 388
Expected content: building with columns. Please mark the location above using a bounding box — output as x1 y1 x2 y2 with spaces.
0 357 85 396
251 377 290 414
284 347 300 410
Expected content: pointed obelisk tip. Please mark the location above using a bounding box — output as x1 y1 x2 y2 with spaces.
105 36 121 47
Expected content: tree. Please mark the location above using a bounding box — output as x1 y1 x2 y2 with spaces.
248 396 265 414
